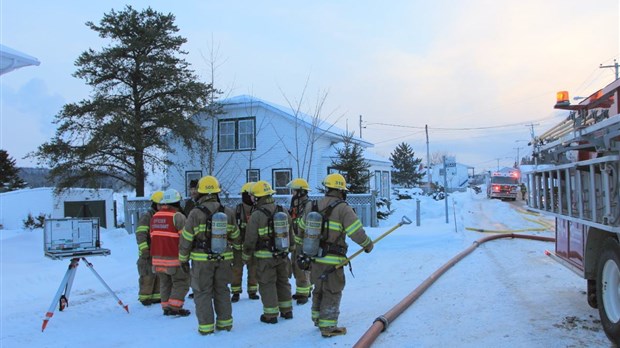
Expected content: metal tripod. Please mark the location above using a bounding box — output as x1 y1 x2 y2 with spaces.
41 257 129 332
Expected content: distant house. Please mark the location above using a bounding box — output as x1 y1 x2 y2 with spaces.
166 95 392 197
421 161 474 192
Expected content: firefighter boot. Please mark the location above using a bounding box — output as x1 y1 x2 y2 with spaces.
320 326 347 337
248 292 260 300
260 314 278 324
295 295 308 305
280 311 293 319
231 293 240 303
166 307 191 317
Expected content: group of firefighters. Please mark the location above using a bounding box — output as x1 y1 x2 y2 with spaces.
135 173 374 337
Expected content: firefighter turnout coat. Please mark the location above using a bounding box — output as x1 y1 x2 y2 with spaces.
298 192 372 329
135 208 160 303
243 196 295 320
179 195 241 334
150 206 189 310
231 201 258 296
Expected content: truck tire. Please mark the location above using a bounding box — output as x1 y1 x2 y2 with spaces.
596 237 620 345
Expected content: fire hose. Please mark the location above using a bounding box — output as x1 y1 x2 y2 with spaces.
353 233 555 348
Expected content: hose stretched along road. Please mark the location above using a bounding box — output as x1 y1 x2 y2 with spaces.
353 233 555 348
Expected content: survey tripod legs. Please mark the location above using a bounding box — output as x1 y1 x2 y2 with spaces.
41 257 129 332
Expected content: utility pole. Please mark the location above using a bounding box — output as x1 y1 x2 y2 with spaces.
514 146 523 167
359 115 363 138
425 125 432 194
600 59 619 80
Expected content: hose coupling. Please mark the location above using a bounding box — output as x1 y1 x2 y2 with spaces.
374 315 389 332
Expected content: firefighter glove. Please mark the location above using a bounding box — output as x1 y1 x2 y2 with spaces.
364 240 374 253
181 262 190 274
297 255 311 271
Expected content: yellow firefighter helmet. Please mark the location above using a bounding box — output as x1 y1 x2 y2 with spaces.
323 173 348 191
287 178 310 191
150 191 164 203
251 180 276 197
197 175 221 194
240 182 255 194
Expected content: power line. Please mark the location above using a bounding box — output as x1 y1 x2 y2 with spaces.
366 113 560 132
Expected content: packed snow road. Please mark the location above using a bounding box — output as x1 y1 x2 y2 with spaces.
369 195 610 347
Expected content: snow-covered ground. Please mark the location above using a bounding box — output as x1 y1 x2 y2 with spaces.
0 188 611 347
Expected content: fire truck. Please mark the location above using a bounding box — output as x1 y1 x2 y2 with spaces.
486 168 520 200
522 78 620 344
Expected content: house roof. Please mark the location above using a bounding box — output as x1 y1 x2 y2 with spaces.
322 142 391 165
0 44 40 75
218 94 373 147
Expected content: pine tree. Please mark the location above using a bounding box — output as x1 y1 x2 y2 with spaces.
331 133 371 193
0 149 26 192
31 6 215 196
389 142 423 188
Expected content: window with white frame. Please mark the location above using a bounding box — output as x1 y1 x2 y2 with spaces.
273 169 292 195
218 117 255 151
185 170 202 197
247 169 260 183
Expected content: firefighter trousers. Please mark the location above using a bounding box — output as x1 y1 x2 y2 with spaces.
137 256 160 302
291 249 311 296
231 249 258 295
310 262 345 328
157 266 190 310
191 260 233 334
256 256 293 319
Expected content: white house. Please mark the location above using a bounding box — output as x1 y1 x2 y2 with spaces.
427 161 473 192
166 95 392 197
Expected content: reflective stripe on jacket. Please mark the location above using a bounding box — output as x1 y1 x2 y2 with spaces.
150 207 185 269
243 196 294 259
135 209 155 256
178 196 241 263
299 193 371 265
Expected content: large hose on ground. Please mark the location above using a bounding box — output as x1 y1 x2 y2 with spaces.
353 233 555 348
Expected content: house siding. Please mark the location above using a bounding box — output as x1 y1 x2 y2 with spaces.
166 95 391 198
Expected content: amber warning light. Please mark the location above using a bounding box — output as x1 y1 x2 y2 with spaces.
556 91 570 106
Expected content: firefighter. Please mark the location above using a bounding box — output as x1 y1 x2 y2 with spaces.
520 183 527 200
179 175 241 335
183 179 199 217
135 191 163 306
243 180 295 324
150 189 191 316
231 182 259 302
287 178 312 305
298 173 374 337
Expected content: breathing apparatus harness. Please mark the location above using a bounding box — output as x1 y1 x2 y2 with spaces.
255 205 289 258
193 204 227 261
296 199 346 270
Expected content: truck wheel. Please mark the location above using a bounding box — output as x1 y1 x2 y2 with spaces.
597 238 620 344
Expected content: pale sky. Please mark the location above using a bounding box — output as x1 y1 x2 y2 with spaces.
1 0 619 172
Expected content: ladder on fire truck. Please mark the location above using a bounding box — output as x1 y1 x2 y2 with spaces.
523 78 620 233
